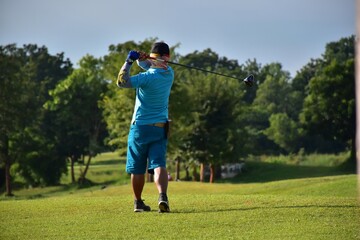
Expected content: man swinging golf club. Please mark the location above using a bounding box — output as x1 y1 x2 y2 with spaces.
117 42 173 213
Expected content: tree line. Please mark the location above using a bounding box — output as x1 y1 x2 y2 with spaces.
0 36 355 195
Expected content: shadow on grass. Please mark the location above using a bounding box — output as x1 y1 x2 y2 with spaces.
218 161 353 184
171 204 359 214
0 179 122 201
91 159 126 165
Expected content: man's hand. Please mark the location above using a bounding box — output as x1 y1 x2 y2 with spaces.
126 50 140 64
138 51 150 61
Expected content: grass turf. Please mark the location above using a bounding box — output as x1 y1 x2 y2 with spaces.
1 174 359 239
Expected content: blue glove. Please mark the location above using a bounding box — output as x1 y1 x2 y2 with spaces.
126 50 140 64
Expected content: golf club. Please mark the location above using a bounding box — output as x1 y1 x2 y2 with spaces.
146 56 254 87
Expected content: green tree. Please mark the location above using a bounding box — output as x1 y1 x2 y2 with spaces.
253 63 292 114
300 36 355 167
45 55 107 184
0 44 72 195
247 63 292 155
0 44 32 195
290 60 318 119
173 49 247 182
263 113 300 153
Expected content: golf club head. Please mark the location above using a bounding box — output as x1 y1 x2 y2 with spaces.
243 75 254 87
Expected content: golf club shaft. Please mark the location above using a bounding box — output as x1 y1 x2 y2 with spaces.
148 57 241 81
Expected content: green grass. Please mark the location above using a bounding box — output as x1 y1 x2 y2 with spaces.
219 152 352 183
1 152 359 239
60 152 129 185
1 175 359 239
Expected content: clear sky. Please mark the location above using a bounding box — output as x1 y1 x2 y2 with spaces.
0 0 355 77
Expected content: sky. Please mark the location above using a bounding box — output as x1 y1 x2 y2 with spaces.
0 0 355 77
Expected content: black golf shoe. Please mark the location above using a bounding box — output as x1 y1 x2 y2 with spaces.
158 193 170 213
134 199 151 212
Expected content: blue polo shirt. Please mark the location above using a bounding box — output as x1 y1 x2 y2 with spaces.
129 66 174 125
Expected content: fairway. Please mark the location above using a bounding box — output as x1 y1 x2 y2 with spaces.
1 174 359 239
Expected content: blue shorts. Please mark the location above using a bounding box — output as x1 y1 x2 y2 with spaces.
126 124 167 174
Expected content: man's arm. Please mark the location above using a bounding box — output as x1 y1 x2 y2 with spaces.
116 50 140 88
116 62 132 88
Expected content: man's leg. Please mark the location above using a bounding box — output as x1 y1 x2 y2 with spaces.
148 128 170 212
154 167 170 212
154 167 168 194
131 174 145 200
132 174 151 212
127 125 151 212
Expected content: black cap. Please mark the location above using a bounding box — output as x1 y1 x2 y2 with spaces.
151 42 170 56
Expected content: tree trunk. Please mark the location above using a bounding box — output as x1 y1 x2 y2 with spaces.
199 163 204 182
185 166 189 180
70 157 75 183
78 155 92 184
81 156 92 179
5 158 13 196
1 135 13 197
192 165 197 181
349 137 357 171
209 164 215 183
175 157 180 181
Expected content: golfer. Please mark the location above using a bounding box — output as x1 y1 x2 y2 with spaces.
116 42 174 213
